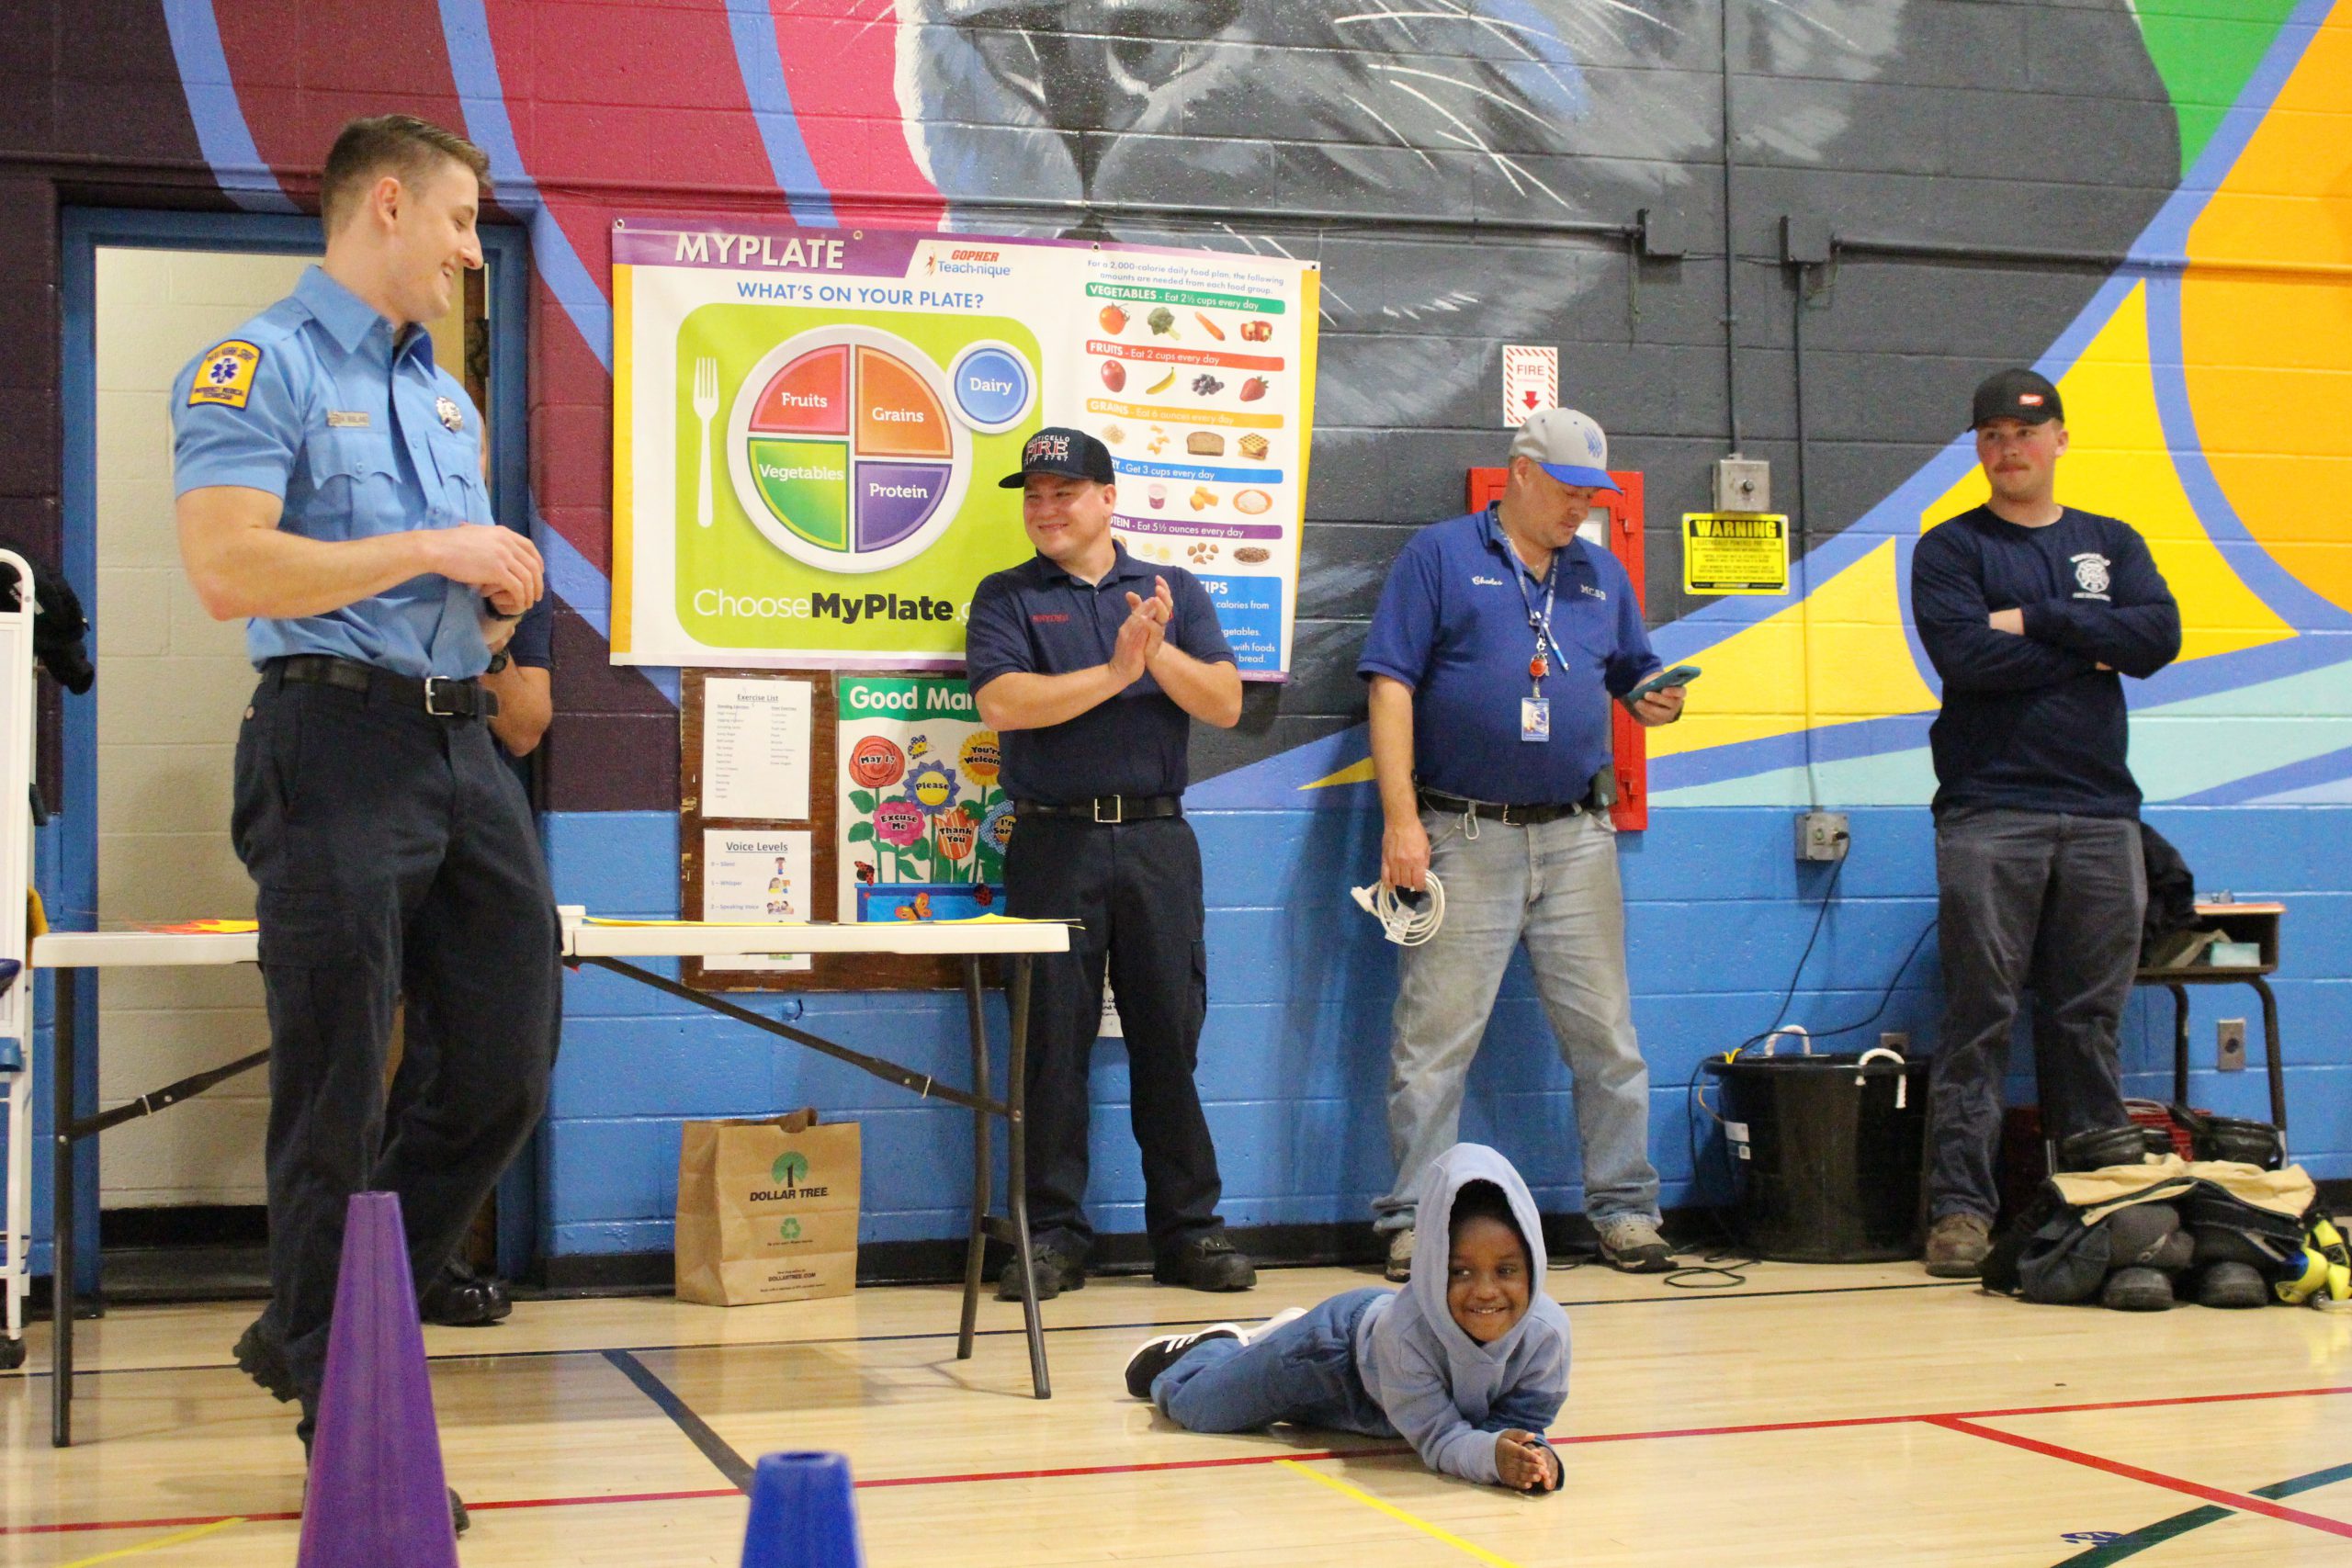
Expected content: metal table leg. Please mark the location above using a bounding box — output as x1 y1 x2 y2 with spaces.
2253 976 2287 1148
1005 955 1048 1399
2167 982 2190 1106
51 967 74 1448
956 957 990 1360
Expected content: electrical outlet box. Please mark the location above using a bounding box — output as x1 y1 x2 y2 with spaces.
1795 810 1849 862
1713 457 1771 512
1879 1032 1909 1054
2218 1018 2247 1072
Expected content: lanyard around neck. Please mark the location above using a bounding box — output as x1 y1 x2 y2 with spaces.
1499 513 1568 692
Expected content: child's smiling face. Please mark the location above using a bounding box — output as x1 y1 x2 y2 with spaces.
1446 1213 1532 1344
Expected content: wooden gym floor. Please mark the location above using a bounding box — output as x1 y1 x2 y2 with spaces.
6 1256 2352 1566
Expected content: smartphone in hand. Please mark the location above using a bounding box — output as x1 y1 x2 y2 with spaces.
1626 664 1702 704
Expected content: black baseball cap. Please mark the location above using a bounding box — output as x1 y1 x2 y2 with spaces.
1971 368 2064 428
998 426 1115 488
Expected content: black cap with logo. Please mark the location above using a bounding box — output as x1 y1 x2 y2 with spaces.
998 425 1115 488
1971 368 2064 429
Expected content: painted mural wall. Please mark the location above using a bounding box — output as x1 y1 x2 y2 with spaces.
3 1 2346 1269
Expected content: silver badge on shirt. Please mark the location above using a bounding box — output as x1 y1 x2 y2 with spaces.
436 395 464 433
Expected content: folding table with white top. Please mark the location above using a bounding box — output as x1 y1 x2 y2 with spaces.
24 906 1070 1445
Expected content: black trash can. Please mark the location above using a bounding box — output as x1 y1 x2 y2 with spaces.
1703 1043 1931 1262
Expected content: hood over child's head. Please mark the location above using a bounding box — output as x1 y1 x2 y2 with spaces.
1445 1179 1532 1344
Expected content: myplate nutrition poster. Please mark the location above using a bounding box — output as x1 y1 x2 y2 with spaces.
611 219 1319 677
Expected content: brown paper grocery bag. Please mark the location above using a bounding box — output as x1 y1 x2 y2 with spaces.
674 1109 862 1305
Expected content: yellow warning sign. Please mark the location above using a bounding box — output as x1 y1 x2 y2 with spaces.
1682 513 1789 595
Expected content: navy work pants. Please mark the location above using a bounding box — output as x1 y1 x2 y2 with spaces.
1003 814 1223 1258
1928 806 2144 1222
232 667 560 1398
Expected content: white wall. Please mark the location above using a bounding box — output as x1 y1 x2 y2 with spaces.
93 248 315 1209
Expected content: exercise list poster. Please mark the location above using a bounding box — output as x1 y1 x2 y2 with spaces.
611 218 1318 677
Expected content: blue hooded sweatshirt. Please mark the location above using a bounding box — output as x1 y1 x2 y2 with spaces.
1353 1144 1573 1486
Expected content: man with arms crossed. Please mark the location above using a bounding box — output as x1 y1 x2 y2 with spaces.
172 115 558 1528
967 428 1255 1300
1911 368 2179 1277
1359 408 1684 1280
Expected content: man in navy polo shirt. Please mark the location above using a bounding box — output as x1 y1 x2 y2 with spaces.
966 427 1254 1300
1358 408 1685 1280
1910 368 2179 1279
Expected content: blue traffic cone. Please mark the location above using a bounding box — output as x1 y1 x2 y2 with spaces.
741 1451 866 1568
296 1191 458 1568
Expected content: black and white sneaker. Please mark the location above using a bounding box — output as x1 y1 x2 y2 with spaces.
1124 1324 1242 1399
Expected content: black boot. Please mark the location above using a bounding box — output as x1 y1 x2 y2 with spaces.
420 1261 513 1327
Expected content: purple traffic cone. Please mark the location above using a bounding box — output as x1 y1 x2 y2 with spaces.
740 1451 866 1568
296 1190 458 1568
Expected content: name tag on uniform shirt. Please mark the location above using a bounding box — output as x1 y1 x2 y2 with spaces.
1521 697 1550 742
325 410 371 428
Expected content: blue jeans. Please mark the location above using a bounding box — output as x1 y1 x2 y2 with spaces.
1376 807 1660 1229
1153 1289 1398 1438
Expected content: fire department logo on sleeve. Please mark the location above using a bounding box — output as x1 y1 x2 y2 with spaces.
2072 552 2110 596
187 340 261 411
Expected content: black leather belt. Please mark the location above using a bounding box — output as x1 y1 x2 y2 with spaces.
268 654 500 719
1418 788 1586 826
1014 795 1182 825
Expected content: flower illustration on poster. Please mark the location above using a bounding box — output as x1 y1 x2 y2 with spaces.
836 675 1008 921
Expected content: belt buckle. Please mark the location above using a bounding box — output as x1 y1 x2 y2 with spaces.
1093 795 1124 825
422 676 463 717
1498 803 1521 828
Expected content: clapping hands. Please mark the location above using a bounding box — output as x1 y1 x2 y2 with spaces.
1110 575 1175 682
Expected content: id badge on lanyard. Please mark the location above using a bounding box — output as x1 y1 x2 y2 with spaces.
1516 553 1561 745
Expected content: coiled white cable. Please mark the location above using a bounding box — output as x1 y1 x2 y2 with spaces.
1351 874 1445 946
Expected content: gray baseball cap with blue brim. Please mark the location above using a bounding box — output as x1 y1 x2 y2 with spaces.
1510 406 1622 492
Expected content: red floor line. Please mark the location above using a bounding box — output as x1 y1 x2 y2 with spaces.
17 1383 2352 1539
1952 1384 2352 1421
1928 1416 2352 1541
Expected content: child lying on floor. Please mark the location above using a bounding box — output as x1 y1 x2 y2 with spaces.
1124 1143 1567 1493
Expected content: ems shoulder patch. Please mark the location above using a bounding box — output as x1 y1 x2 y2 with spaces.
188 340 263 411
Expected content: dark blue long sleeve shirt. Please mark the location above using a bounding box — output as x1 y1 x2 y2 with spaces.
1910 505 2181 818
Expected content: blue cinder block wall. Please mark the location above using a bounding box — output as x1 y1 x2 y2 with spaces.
541 798 2351 1269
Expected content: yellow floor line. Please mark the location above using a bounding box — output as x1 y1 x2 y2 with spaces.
1275 1459 1527 1568
58 1517 246 1568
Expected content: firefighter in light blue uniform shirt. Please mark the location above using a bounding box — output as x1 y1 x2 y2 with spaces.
174 273 496 677
168 117 555 1530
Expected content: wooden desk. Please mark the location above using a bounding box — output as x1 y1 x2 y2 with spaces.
2133 901 2285 1139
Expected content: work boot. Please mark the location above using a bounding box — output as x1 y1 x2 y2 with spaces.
232 1314 300 1404
1595 1216 1677 1274
996 1245 1086 1303
2193 1261 2268 1309
2100 1266 2177 1312
1385 1226 1416 1283
1154 1230 1257 1292
1924 1213 1991 1278
420 1262 513 1327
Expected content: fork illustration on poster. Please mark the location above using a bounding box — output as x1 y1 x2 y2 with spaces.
693 355 719 528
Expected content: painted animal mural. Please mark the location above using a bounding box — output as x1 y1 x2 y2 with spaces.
53 1 2352 813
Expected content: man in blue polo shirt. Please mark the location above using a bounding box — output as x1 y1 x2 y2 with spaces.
966 427 1254 1301
171 115 556 1529
1358 408 1685 1280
